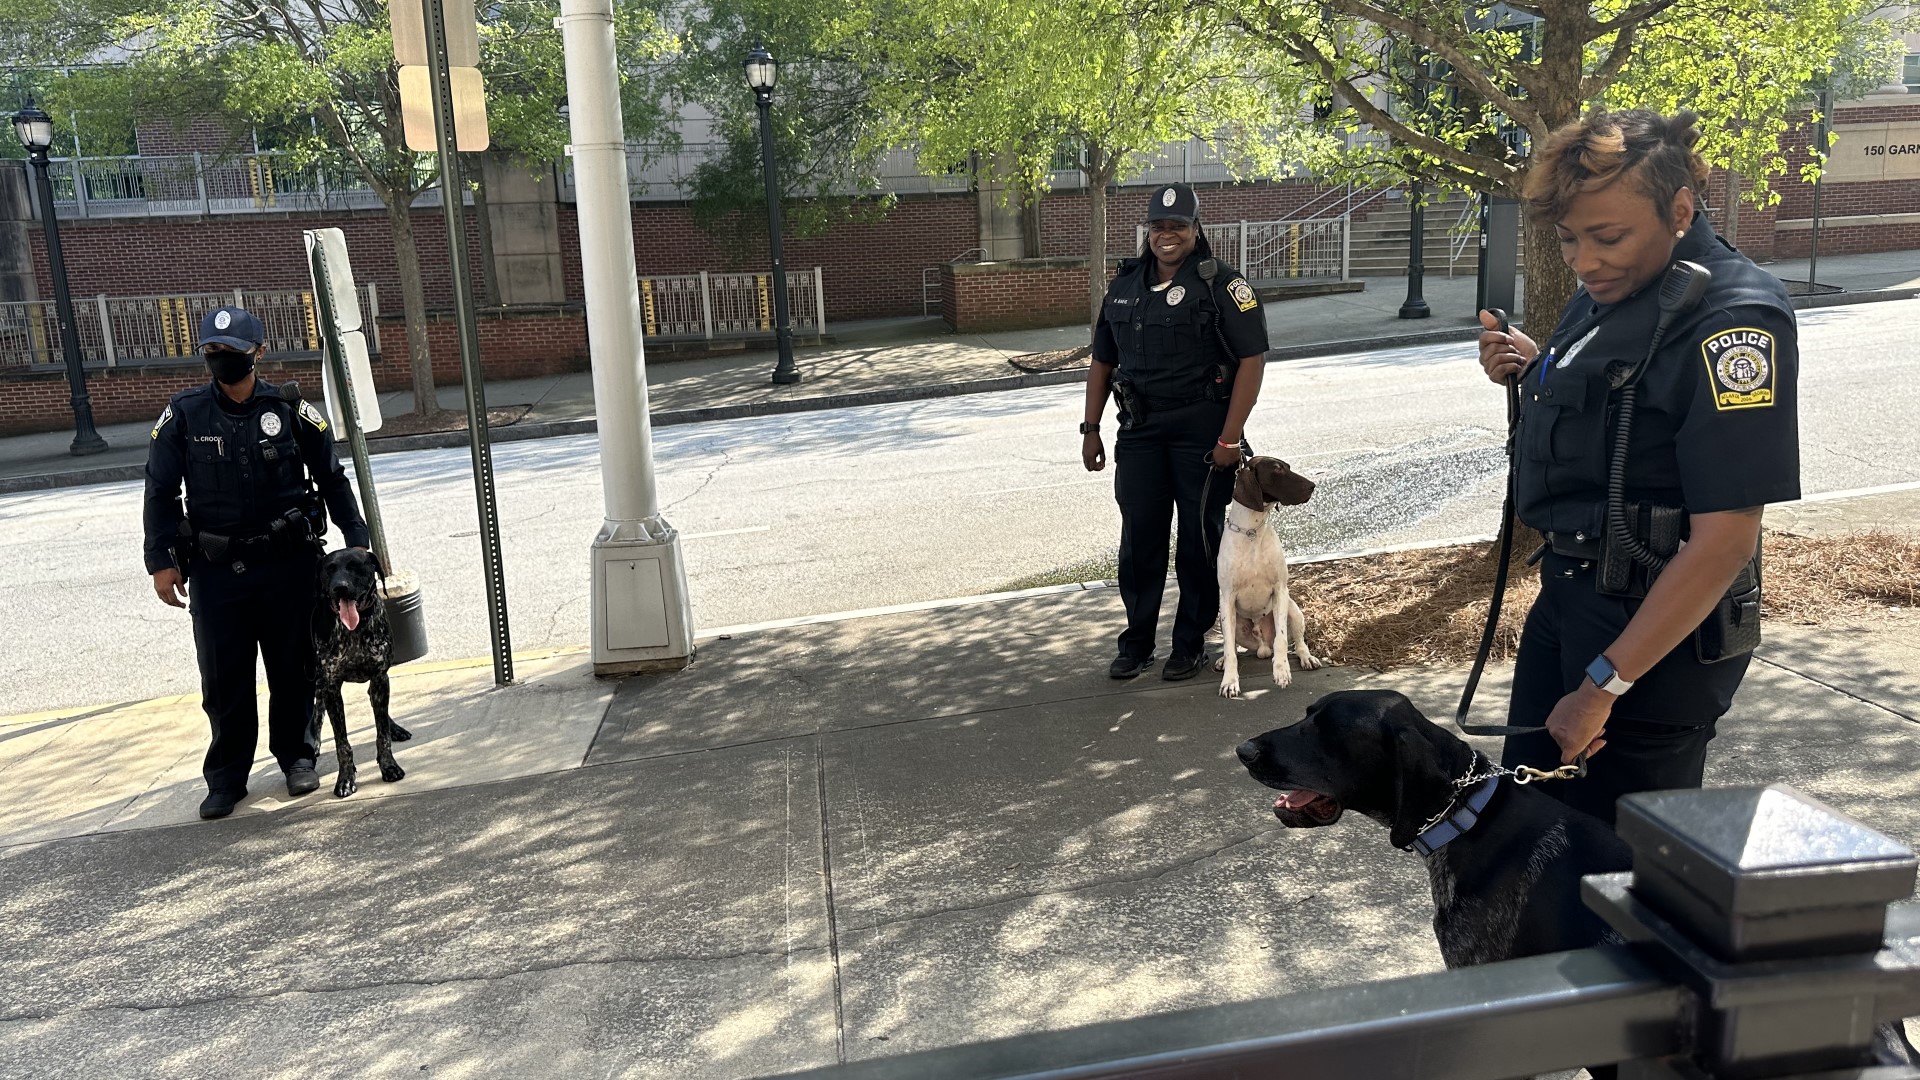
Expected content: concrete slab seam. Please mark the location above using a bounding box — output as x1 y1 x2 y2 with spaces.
1751 654 1917 725
814 736 849 1064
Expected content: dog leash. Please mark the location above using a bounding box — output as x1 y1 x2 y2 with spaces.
1454 314 1587 779
1199 438 1253 567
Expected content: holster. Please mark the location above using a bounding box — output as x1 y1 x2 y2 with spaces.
1596 502 1686 597
1597 502 1762 664
1111 375 1148 431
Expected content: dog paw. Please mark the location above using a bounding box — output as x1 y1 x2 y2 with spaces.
333 775 357 799
1212 655 1227 672
1298 650 1326 671
1219 676 1241 698
387 722 413 743
1272 668 1294 689
380 761 406 783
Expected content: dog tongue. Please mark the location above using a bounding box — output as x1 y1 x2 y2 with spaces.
336 599 360 632
1278 791 1321 811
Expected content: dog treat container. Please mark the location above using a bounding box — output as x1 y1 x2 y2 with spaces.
380 569 430 666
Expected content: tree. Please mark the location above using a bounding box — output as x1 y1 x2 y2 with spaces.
1228 0 1905 327
6 0 675 416
858 0 1318 321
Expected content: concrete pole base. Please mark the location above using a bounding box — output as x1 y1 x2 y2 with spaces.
591 516 694 675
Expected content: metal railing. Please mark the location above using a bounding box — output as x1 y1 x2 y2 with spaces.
771 783 1920 1080
561 144 973 202
636 268 825 341
923 249 985 316
29 153 450 219
1138 216 1352 281
0 284 380 369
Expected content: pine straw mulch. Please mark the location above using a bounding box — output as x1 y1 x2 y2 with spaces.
1006 346 1093 374
1289 528 1920 671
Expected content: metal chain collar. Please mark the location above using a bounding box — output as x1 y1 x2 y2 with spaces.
1413 752 1586 838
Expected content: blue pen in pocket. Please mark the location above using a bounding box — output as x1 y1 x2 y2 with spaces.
1538 349 1555 384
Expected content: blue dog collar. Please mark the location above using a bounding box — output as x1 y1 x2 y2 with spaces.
1410 777 1500 858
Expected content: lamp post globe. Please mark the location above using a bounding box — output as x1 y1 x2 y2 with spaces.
746 45 799 385
13 98 108 456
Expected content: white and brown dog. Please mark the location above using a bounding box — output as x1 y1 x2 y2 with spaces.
1216 456 1324 697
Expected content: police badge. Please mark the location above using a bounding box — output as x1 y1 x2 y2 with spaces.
260 410 283 437
1700 327 1777 411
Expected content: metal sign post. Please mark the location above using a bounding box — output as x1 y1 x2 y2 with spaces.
416 0 512 686
307 242 390 571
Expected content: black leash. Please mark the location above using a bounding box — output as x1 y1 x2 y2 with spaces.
1454 312 1585 774
1200 438 1252 567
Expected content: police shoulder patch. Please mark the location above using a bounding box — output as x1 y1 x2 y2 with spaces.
297 399 329 431
1226 277 1258 313
1700 326 1777 411
150 404 173 440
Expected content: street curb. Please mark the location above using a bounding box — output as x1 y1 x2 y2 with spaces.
4 285 1914 497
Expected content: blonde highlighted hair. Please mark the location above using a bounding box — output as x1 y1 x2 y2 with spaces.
1523 109 1709 227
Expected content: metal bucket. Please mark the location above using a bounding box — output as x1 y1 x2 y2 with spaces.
381 570 430 666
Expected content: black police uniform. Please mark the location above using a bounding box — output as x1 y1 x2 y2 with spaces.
144 378 370 797
1500 210 1799 825
1093 244 1271 666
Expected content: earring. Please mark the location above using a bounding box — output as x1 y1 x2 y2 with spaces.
1676 229 1687 239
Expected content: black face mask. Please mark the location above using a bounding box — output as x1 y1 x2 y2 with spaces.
207 350 255 385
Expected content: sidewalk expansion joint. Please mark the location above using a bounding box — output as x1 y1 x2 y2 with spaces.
0 945 833 1024
815 736 849 1064
1753 654 1917 725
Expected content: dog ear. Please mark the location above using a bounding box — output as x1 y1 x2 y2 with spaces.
1387 724 1456 851
1261 459 1317 507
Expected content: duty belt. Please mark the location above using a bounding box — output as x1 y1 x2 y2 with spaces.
1543 530 1602 561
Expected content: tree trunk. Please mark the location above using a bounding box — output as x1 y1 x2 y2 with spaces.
1020 182 1043 259
1085 141 1110 324
467 152 501 308
1521 218 1576 334
386 199 439 419
1722 168 1741 247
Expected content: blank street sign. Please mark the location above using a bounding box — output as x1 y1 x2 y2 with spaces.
400 65 491 152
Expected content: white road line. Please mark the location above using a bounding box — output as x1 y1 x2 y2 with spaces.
1794 480 1920 503
682 525 772 540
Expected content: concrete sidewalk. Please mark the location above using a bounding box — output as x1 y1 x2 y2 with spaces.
6 250 1917 495
2 503 1917 1077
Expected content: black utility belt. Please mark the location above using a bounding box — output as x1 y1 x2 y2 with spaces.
1559 501 1761 665
1111 368 1233 430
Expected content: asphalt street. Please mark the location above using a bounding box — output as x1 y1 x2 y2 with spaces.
3 298 1916 717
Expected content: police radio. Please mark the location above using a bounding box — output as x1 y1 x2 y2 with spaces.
1193 258 1237 401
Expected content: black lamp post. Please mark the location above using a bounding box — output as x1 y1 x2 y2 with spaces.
1398 180 1431 319
13 99 107 455
746 44 799 385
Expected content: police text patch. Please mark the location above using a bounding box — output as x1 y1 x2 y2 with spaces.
1226 277 1257 313
298 399 330 431
1701 327 1777 411
150 404 173 439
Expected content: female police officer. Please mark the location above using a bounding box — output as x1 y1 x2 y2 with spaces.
145 306 370 820
1477 109 1799 826
1082 183 1271 680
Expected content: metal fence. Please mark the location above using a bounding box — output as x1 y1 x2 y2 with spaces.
637 268 825 340
772 784 1920 1080
1138 215 1352 281
31 153 443 219
0 285 380 369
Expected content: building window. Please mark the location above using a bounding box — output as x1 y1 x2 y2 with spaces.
1905 53 1920 89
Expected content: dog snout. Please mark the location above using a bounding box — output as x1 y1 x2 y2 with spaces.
1236 739 1261 767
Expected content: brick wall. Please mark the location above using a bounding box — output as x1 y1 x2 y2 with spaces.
941 257 1119 333
134 117 247 157
0 308 589 436
29 205 489 312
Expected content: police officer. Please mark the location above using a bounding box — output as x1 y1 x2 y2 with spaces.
144 306 370 820
1083 183 1271 680
1478 109 1799 826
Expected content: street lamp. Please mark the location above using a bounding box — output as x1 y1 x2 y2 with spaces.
1398 180 1431 319
746 44 799 385
13 98 108 455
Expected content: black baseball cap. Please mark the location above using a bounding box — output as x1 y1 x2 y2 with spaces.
198 306 265 352
1146 183 1199 223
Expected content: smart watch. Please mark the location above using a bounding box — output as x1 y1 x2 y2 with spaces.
1079 422 1100 435
1585 654 1634 697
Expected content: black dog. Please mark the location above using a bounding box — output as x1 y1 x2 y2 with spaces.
1237 689 1631 968
312 547 410 798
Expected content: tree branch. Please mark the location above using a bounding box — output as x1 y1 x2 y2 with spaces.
1593 0 1679 33
1582 22 1639 98
1320 0 1546 135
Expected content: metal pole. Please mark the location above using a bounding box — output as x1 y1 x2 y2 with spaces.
28 154 108 455
1808 86 1831 289
422 0 512 685
309 243 391 571
756 92 799 385
813 265 826 334
1398 181 1430 319
560 0 694 674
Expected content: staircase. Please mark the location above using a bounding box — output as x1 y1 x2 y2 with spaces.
1345 191 1526 277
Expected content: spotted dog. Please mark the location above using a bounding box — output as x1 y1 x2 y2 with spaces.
312 547 410 798
1237 689 1630 968
1215 456 1324 698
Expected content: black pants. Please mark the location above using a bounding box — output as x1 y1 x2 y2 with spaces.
189 547 320 794
1500 553 1751 827
1114 400 1235 662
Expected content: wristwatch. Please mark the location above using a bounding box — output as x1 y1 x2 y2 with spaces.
1585 654 1635 697
1079 422 1100 435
